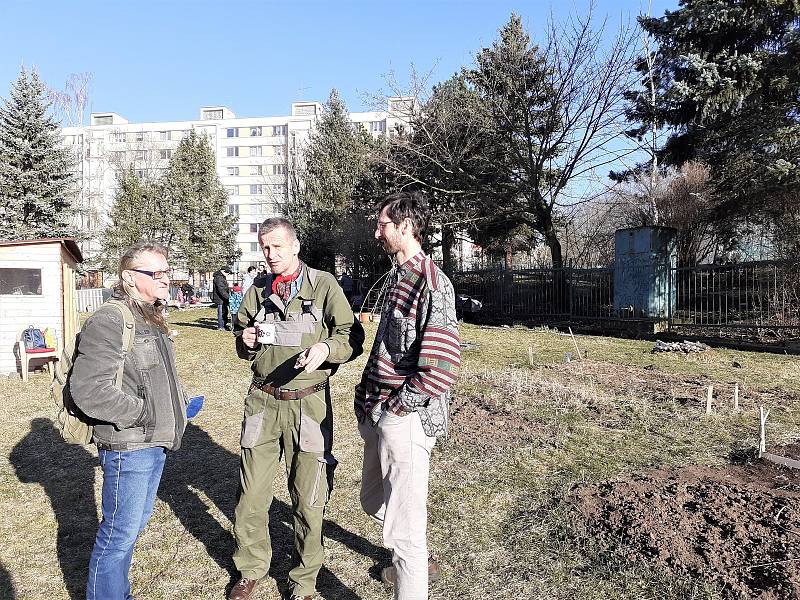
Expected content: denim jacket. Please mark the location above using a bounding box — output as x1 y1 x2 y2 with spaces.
70 300 187 451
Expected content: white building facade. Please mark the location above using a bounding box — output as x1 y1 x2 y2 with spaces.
61 97 414 272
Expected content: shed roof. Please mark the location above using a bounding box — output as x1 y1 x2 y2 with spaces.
0 238 83 263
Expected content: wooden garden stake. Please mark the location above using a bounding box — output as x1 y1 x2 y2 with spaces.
733 383 739 411
706 385 714 415
759 407 770 456
527 346 535 367
568 327 583 360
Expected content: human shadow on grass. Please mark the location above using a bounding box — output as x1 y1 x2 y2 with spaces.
9 418 98 600
160 422 387 599
0 560 16 600
168 316 222 330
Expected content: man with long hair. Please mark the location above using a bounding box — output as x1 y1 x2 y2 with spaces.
70 241 189 600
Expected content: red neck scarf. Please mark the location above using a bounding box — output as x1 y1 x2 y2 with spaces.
272 261 302 302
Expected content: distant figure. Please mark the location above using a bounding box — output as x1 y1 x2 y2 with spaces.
229 284 243 329
70 241 188 600
212 267 232 330
241 265 257 296
355 191 461 599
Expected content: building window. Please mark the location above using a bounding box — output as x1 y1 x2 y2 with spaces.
225 185 239 196
273 165 286 175
159 149 172 160
203 109 223 120
250 184 264 195
226 147 239 157
227 128 239 138
158 131 168 141
249 223 259 233
135 169 146 179
135 150 147 161
250 165 263 176
250 146 263 157
228 204 239 216
250 126 262 136
112 132 126 143
272 125 287 136
274 145 285 157
227 166 240 176
250 242 259 252
94 115 113 125
0 268 42 295
369 121 386 133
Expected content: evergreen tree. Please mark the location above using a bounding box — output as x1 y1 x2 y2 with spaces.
100 168 173 271
164 130 239 273
626 0 800 240
286 89 384 273
0 66 76 240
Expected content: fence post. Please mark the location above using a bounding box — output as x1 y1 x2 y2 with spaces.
568 262 574 318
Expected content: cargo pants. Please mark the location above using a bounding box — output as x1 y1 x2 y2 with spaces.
233 385 335 598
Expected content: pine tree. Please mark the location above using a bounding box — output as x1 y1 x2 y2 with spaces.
286 89 384 273
100 168 174 271
164 130 239 273
0 66 76 240
626 0 800 240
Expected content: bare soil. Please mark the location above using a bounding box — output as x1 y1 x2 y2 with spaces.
571 445 800 600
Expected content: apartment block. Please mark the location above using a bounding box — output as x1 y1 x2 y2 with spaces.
61 97 414 271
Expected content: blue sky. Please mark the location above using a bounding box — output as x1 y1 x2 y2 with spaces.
1 0 676 124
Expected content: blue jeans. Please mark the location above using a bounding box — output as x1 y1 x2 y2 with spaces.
87 447 166 600
217 301 229 330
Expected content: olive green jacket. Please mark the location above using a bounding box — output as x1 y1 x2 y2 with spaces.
235 265 364 389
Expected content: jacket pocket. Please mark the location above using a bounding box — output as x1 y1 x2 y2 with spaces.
240 411 264 448
139 384 156 442
132 336 161 370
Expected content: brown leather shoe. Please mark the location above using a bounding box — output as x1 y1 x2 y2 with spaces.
380 555 440 586
229 578 259 600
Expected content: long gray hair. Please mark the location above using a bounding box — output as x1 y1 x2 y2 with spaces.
113 241 169 333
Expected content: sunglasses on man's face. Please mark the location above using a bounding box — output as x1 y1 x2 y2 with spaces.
129 268 170 280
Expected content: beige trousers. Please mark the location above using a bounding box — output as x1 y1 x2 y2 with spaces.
359 411 436 600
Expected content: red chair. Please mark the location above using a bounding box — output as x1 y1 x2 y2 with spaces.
17 329 58 382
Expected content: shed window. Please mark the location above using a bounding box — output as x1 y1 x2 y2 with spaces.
0 268 42 295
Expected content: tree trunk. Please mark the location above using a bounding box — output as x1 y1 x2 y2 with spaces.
542 221 563 269
441 225 456 277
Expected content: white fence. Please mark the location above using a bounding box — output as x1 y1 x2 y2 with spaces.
76 288 110 312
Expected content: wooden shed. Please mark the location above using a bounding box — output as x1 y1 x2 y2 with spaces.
0 238 82 377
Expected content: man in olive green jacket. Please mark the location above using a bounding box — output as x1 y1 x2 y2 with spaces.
229 217 364 600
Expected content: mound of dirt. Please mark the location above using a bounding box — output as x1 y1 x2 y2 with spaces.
571 446 800 599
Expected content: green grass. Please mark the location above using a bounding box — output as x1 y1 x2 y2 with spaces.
0 310 797 599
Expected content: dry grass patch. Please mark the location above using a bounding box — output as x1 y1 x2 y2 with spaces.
0 310 798 599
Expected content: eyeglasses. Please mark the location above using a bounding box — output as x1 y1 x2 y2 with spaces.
129 268 170 280
376 220 395 230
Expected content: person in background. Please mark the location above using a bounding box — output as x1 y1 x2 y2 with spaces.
70 241 188 600
229 284 243 329
212 267 232 330
242 265 257 296
355 191 461 600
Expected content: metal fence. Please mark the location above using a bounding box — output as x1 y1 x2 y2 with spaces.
453 260 800 339
670 261 800 330
453 267 614 320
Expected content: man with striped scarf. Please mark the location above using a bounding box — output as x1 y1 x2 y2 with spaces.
355 191 461 600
